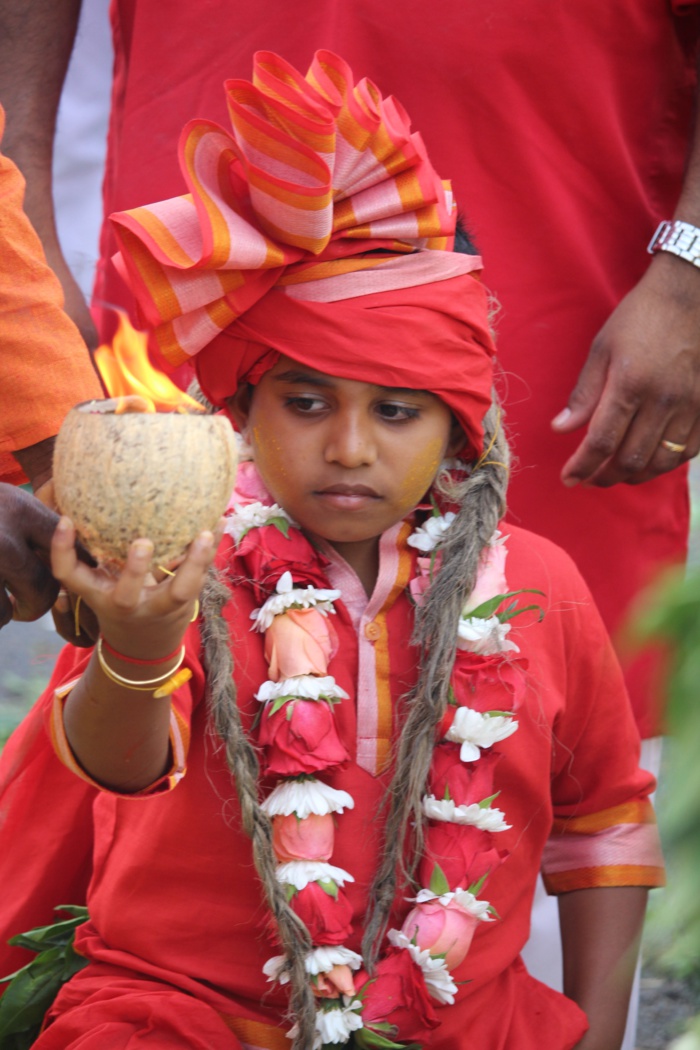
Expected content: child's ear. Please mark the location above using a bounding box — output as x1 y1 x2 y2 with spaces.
446 417 466 457
225 386 253 432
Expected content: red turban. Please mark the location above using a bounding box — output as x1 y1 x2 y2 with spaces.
110 49 496 458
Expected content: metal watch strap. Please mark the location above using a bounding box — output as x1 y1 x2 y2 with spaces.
647 219 700 269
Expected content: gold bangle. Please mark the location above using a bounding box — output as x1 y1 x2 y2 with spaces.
153 668 193 699
96 637 186 691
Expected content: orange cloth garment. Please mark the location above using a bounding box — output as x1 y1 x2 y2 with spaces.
0 106 102 485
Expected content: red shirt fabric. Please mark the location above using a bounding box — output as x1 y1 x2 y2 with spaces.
95 0 700 737
30 503 660 1049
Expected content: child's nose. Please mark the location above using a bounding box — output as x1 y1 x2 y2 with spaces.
324 415 377 467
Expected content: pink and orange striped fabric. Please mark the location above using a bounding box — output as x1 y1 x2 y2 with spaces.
110 50 471 367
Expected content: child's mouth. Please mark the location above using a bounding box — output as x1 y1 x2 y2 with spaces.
315 484 380 509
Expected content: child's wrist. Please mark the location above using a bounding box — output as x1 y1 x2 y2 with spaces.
100 637 183 667
95 636 188 695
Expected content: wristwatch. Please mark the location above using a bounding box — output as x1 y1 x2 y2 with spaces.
647 219 700 268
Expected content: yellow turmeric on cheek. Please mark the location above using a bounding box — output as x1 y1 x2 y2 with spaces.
397 437 445 508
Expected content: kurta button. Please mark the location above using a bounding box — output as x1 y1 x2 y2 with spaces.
364 621 381 641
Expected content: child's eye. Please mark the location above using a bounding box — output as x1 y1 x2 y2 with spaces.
377 402 420 422
285 395 327 414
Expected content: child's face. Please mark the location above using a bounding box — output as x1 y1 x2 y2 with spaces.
229 356 462 571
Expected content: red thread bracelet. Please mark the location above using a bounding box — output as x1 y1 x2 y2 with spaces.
100 637 182 666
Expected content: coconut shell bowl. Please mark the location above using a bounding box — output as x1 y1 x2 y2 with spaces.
53 396 238 574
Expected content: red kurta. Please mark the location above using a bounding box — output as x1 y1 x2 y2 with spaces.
31 510 661 1050
94 0 699 737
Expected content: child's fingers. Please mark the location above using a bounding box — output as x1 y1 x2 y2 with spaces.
51 517 112 612
111 539 155 611
168 531 216 605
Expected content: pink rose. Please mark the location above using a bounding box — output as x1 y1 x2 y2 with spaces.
354 948 439 1042
272 812 335 862
315 964 356 998
401 898 480 969
419 823 508 892
264 608 338 680
290 882 354 947
428 744 502 806
409 554 441 607
258 698 350 775
462 541 508 615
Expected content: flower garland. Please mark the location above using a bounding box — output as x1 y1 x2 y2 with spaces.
226 484 539 1049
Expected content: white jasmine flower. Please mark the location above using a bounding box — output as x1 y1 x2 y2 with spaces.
439 457 467 472
445 706 519 761
315 1000 364 1044
261 778 354 818
286 1000 363 1048
275 860 354 891
407 512 456 552
224 500 293 543
456 614 519 655
266 946 361 984
255 675 349 704
251 572 341 631
422 794 511 831
386 929 457 1004
414 887 493 922
305 945 363 975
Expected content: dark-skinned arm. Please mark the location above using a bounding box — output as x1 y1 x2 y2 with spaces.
552 58 700 487
0 0 98 348
560 886 648 1050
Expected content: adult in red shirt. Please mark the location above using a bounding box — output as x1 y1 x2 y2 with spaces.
1 0 698 737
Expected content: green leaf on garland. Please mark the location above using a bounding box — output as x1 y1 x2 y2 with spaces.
318 879 339 900
269 516 291 537
498 601 545 624
478 792 500 809
285 884 297 903
466 588 544 622
428 862 450 897
268 694 297 717
353 1024 421 1049
467 873 488 897
442 784 452 802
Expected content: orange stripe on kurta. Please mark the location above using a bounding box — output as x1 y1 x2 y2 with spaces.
373 521 414 771
551 799 656 836
223 1015 289 1049
543 865 665 894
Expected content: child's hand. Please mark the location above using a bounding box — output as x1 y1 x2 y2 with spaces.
51 516 220 660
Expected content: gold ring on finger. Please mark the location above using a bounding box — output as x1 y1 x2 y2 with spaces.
660 439 687 454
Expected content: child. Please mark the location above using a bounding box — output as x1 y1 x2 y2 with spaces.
26 51 662 1049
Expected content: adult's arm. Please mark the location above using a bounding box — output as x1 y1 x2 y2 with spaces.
0 0 98 349
0 484 60 627
560 886 648 1050
0 102 103 489
552 60 700 487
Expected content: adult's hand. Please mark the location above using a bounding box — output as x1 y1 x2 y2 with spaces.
0 482 60 626
552 252 700 487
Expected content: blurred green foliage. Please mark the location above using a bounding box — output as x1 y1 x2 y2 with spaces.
634 567 700 982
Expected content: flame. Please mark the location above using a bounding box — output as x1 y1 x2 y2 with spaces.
94 313 204 413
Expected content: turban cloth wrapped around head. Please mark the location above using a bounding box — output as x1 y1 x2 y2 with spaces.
110 49 496 458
